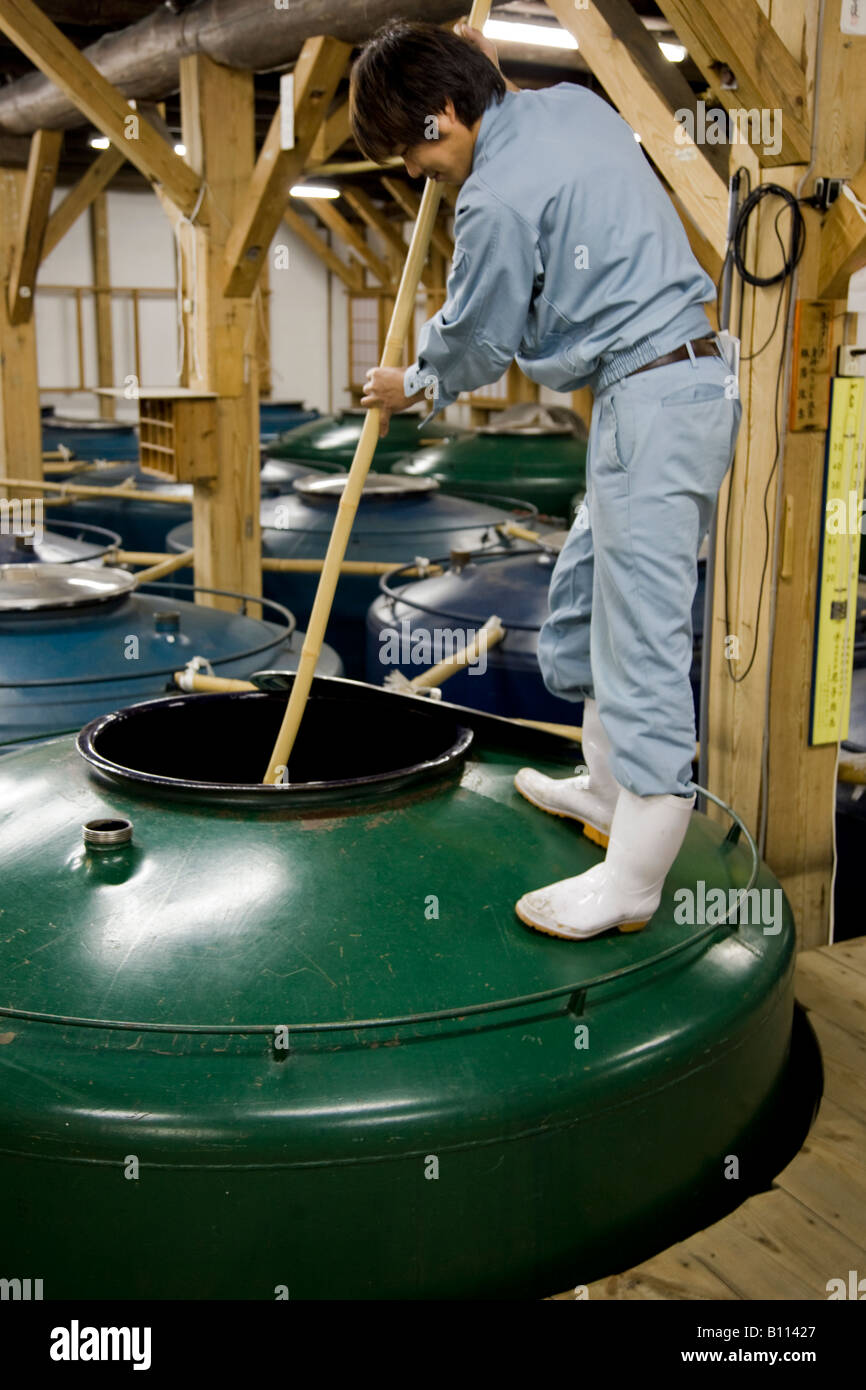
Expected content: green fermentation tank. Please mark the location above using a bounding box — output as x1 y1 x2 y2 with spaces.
0 683 807 1300
263 408 465 472
394 403 588 518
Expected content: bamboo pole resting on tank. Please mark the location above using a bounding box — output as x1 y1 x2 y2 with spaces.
0 475 187 504
129 549 195 585
393 615 506 691
174 671 257 694
104 551 442 578
261 0 494 784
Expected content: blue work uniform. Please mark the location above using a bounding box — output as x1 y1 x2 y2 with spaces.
404 84 741 797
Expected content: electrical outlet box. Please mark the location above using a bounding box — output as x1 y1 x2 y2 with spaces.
838 346 866 378
813 178 843 212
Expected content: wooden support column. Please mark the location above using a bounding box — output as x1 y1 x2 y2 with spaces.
506 362 539 405
705 0 866 946
256 253 272 400
819 158 866 298
7 128 62 324
89 194 115 420
0 166 42 491
178 55 260 611
761 0 866 944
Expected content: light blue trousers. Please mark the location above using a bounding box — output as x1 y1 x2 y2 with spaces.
538 348 741 797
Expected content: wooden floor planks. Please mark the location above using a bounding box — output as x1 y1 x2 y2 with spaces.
571 936 866 1301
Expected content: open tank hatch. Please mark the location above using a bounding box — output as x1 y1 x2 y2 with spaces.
76 678 473 809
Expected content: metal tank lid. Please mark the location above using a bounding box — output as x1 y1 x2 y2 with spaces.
381 549 558 631
43 414 136 433
292 472 438 502
478 403 587 438
0 562 136 613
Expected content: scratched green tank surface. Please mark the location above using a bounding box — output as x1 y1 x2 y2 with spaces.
393 404 588 518
0 681 802 1299
263 409 465 472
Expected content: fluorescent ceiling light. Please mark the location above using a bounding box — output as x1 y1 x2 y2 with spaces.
89 135 110 149
174 142 187 156
290 184 340 200
483 19 578 50
659 41 687 62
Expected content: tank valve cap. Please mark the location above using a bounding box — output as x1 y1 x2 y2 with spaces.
83 818 133 850
154 610 181 635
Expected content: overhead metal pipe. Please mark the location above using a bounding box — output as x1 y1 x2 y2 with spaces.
0 0 469 136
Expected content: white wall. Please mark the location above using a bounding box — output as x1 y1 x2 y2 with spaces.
36 188 347 420
35 187 575 427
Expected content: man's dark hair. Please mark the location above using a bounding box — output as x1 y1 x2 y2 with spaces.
350 21 506 164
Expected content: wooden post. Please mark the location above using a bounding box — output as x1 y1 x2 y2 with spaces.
0 166 42 494
507 362 539 405
256 253 272 400
178 55 260 611
89 193 116 420
704 0 866 947
761 0 866 945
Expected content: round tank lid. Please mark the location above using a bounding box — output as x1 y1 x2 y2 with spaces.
292 472 438 501
0 562 137 613
44 414 136 433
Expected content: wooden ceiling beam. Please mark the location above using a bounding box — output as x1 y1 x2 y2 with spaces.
590 0 728 183
41 144 125 261
340 186 435 289
306 99 352 169
8 127 62 323
654 0 811 166
282 203 363 291
546 0 728 259
307 197 392 287
223 35 351 299
0 0 202 214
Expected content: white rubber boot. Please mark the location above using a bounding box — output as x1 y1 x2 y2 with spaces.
515 786 695 940
514 698 619 847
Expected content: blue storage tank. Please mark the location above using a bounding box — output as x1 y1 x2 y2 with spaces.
167 474 541 677
42 414 139 462
367 546 707 722
0 518 120 565
41 462 192 554
259 400 320 443
0 563 342 752
45 458 323 555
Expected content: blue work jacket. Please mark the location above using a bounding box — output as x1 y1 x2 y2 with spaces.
404 83 715 417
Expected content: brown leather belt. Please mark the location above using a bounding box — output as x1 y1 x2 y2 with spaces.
627 336 722 378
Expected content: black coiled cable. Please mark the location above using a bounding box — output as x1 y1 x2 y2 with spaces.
731 183 806 289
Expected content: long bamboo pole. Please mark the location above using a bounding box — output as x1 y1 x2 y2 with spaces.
263 0 493 784
1 475 188 504
104 549 441 578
